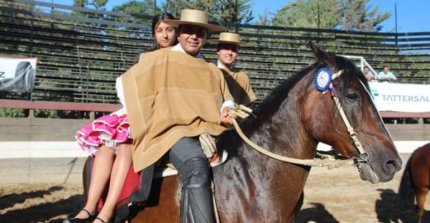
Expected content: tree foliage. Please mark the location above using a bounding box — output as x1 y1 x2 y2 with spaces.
73 0 107 9
338 0 391 32
272 0 339 29
272 0 391 32
113 0 160 16
162 0 253 30
218 0 253 30
162 0 217 19
254 9 272 26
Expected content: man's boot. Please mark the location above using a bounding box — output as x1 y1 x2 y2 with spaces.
178 157 216 223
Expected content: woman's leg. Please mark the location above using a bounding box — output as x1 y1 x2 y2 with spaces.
74 145 115 219
95 143 132 222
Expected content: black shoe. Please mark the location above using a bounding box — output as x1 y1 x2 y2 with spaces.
62 208 97 223
94 216 109 223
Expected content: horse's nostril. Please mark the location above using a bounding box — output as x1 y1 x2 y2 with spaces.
385 159 401 174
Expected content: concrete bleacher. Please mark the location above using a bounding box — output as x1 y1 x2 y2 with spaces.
1 0 430 105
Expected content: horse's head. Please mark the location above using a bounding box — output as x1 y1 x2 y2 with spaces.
301 42 402 183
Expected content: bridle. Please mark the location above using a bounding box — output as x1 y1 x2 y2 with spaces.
230 67 370 168
330 69 370 168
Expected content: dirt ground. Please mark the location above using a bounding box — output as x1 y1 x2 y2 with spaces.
1 153 429 223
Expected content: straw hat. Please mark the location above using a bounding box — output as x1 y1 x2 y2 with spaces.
163 9 225 32
218 32 240 45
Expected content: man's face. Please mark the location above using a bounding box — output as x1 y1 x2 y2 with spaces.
178 25 207 56
363 67 369 73
383 67 390 73
217 43 239 66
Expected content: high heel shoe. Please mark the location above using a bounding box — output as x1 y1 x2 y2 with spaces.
62 208 97 223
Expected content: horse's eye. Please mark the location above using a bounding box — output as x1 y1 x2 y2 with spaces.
346 90 360 101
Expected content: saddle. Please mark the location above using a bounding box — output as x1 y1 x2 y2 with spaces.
158 133 228 177
84 133 228 223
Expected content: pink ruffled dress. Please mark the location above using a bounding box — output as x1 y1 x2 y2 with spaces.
75 108 131 156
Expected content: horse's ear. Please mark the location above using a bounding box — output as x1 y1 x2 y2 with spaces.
308 41 336 68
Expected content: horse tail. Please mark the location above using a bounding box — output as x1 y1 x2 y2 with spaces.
398 154 415 208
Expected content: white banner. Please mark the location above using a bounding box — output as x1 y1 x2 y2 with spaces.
369 82 430 112
0 56 37 92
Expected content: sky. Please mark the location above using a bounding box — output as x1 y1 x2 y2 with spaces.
46 0 430 33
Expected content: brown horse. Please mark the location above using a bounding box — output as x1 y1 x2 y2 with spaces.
127 43 402 222
398 143 430 223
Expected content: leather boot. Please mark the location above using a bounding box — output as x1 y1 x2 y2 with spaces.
178 157 215 223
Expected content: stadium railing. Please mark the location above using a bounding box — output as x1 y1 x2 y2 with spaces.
0 0 429 106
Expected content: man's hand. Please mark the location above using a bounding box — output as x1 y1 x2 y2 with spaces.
220 107 236 126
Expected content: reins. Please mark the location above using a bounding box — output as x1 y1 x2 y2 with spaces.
229 106 354 169
229 67 370 169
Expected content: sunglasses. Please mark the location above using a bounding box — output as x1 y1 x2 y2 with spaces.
179 25 207 37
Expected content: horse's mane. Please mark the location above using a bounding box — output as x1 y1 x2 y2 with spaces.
249 66 314 122
217 54 369 156
249 55 369 127
332 55 370 94
217 64 315 156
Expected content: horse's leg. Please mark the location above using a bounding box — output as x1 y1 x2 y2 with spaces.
415 187 428 223
410 150 430 223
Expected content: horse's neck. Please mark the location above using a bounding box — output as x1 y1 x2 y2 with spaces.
217 88 316 190
214 97 316 218
250 91 317 160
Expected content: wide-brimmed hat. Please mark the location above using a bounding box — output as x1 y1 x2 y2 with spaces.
215 32 251 47
218 32 240 45
163 9 225 32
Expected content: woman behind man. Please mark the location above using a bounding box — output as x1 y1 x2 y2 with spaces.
63 13 177 223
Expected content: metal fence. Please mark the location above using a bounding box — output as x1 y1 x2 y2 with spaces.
1 0 429 104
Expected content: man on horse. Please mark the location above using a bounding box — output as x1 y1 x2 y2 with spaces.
121 9 236 223
216 32 257 106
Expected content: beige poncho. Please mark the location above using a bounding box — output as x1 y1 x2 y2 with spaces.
220 69 257 106
122 48 232 172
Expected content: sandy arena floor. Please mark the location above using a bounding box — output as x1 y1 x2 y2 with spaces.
1 153 428 223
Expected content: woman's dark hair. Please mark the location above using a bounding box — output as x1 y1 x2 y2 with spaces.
134 12 177 63
151 12 175 36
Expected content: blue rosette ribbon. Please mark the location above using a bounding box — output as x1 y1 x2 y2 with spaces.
313 67 333 92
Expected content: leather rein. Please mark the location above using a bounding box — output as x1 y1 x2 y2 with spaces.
229 69 370 169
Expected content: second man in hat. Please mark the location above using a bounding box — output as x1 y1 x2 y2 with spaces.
217 32 257 106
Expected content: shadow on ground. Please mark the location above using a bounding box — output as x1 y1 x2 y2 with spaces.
0 186 64 210
297 188 430 223
375 188 430 223
2 185 430 223
296 202 340 223
0 186 84 223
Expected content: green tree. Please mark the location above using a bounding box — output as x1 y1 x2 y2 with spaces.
254 9 272 26
218 0 253 30
73 0 107 9
163 0 219 21
338 0 391 31
72 0 108 19
273 0 391 32
272 0 339 29
162 0 253 30
113 0 160 17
